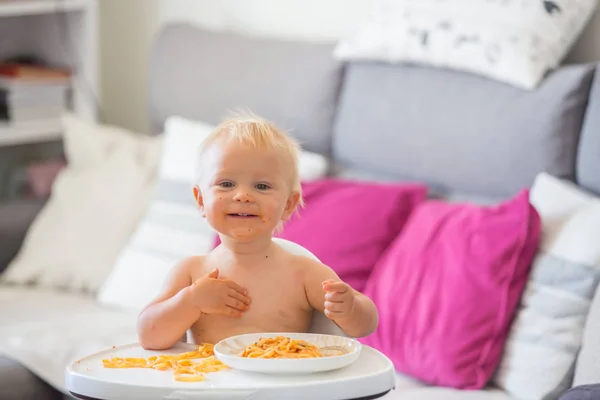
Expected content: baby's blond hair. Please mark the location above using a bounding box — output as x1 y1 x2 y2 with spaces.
195 112 304 232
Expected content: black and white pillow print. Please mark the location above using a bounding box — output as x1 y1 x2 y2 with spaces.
334 0 598 89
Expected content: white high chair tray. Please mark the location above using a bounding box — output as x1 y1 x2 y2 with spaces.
65 342 396 400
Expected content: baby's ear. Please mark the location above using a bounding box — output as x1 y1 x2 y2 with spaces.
282 191 301 221
192 186 206 217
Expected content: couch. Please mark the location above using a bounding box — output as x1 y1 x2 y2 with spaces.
1 22 600 400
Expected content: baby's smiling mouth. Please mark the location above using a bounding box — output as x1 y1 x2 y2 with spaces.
226 213 259 218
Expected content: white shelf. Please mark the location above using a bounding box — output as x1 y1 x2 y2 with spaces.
0 0 89 18
0 119 63 146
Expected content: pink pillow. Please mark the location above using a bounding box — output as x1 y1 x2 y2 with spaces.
214 178 428 291
361 189 541 389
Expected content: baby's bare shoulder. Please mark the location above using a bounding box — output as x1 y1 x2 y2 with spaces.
144 255 205 307
285 252 341 283
177 255 205 269
285 252 334 275
179 255 210 281
166 255 204 282
271 245 317 268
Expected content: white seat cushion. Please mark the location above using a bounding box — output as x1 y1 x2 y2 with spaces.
0 287 137 392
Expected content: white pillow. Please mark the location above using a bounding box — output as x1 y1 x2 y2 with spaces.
97 116 331 312
160 116 216 183
161 116 330 183
334 0 598 89
60 113 146 169
0 114 162 293
298 149 329 182
97 116 217 311
492 172 600 399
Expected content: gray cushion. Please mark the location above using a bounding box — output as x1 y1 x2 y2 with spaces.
149 23 343 154
577 64 600 196
332 62 596 198
559 384 600 400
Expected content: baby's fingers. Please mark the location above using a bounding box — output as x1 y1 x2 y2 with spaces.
325 291 347 302
225 280 249 296
322 281 349 293
228 288 251 306
324 309 343 319
223 306 243 318
225 296 249 312
324 301 345 313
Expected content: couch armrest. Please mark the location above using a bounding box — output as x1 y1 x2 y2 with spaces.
0 198 46 274
574 282 600 387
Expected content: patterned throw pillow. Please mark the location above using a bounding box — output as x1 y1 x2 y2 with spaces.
334 0 598 89
492 173 600 400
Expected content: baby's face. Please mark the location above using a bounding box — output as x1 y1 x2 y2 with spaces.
195 140 299 242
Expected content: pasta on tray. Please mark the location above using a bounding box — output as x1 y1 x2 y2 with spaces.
102 343 228 382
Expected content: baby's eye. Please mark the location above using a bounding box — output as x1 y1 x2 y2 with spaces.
255 183 270 190
219 181 234 188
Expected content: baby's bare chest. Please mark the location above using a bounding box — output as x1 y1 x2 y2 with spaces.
190 263 312 343
229 265 308 318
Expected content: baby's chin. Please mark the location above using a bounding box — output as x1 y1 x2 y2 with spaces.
220 226 274 242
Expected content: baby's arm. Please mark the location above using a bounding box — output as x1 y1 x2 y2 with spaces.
302 257 378 338
136 257 203 350
137 257 251 350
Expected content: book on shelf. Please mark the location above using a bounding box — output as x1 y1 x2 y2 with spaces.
0 63 71 131
0 63 71 81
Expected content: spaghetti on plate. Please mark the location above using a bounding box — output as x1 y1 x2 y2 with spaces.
239 336 323 359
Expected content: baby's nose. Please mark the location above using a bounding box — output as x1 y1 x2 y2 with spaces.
233 191 254 202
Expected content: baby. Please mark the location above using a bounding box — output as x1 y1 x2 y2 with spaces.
137 114 378 350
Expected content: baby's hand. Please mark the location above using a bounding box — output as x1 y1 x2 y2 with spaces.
322 279 355 321
189 268 251 317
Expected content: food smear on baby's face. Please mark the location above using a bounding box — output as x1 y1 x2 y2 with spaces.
200 138 297 241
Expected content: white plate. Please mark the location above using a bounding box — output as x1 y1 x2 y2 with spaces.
213 332 362 374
